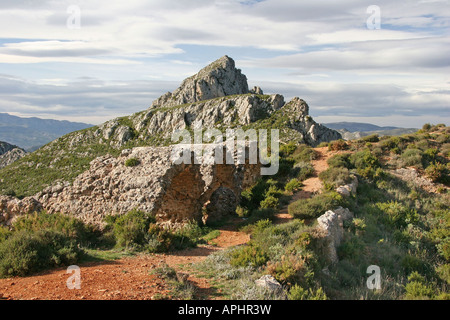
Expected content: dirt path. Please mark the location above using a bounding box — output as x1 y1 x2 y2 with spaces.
0 147 332 301
274 147 331 224
0 219 249 300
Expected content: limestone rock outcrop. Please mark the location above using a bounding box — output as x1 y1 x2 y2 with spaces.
150 55 249 109
317 207 354 264
0 141 27 169
0 195 42 225
20 144 261 228
255 275 283 291
336 175 358 197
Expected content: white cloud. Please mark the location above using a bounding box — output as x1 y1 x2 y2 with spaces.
0 0 448 126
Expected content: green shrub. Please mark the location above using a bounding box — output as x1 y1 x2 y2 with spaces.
436 134 449 144
349 149 380 179
319 167 352 188
285 179 302 193
0 230 83 278
294 161 315 181
436 238 450 262
260 195 279 209
275 158 295 178
290 145 318 164
404 272 434 300
288 284 327 300
425 162 449 185
240 179 270 211
401 149 423 167
376 201 420 228
230 244 268 268
327 153 351 169
422 123 432 131
0 226 11 243
13 211 95 245
288 192 346 220
110 209 155 249
264 185 284 199
337 236 365 261
280 142 297 157
125 158 140 167
363 134 380 143
236 206 250 218
267 254 307 285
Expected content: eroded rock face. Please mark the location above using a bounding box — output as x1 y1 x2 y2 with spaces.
150 55 249 109
143 94 286 139
281 98 342 147
0 141 27 169
317 207 354 264
0 195 42 225
3 144 260 228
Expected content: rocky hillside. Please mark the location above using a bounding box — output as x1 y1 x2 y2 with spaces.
0 141 27 170
0 56 341 200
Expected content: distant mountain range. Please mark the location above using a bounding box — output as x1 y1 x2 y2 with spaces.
323 122 418 140
0 113 93 151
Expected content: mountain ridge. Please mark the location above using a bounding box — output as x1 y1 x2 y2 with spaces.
0 113 93 151
0 56 341 200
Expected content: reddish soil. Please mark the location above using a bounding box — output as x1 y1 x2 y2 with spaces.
0 220 249 300
0 147 332 301
274 147 333 224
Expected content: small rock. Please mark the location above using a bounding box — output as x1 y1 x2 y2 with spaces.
255 275 282 291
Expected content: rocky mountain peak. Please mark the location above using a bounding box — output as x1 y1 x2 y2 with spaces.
150 55 249 109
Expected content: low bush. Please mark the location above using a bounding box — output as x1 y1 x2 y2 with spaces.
376 201 420 229
401 149 423 167
285 179 302 193
327 153 351 169
319 167 352 188
425 162 449 185
267 254 307 285
13 211 96 246
109 209 155 249
288 191 346 220
294 162 315 181
125 158 140 167
362 134 380 143
290 145 318 164
288 284 327 300
328 140 349 151
0 230 83 278
230 244 268 268
404 272 434 300
349 149 380 179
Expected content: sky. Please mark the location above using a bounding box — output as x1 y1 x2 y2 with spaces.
0 0 449 128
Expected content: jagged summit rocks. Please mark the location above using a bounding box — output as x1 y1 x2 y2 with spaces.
150 55 249 109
